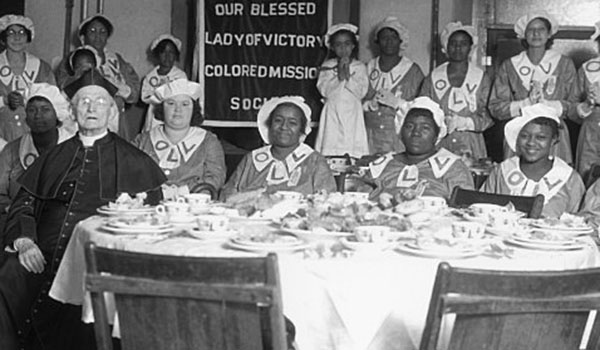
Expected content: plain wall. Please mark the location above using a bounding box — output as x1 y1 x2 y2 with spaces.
25 0 171 78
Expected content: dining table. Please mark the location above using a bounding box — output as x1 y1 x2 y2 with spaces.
49 207 600 350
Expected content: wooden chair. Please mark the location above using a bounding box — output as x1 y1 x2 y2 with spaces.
448 187 545 218
84 243 287 350
420 262 600 350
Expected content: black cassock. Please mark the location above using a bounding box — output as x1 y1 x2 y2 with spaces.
0 132 166 350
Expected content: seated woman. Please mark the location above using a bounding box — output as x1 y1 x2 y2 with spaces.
366 96 474 200
221 96 336 201
133 79 226 198
0 83 73 219
483 103 584 218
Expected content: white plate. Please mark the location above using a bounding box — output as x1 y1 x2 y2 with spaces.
529 223 594 234
106 221 172 230
485 226 523 237
97 206 155 216
227 240 311 253
395 242 483 259
504 237 586 251
101 225 174 235
188 228 238 240
509 233 578 246
280 227 352 239
340 237 396 252
230 235 305 248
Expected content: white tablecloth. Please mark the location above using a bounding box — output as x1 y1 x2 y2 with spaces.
50 216 600 350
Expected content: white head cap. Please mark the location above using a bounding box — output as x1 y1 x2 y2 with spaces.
399 96 447 142
440 21 477 54
150 34 182 53
514 12 559 39
26 83 72 124
373 16 409 51
151 79 202 104
257 96 312 144
504 103 561 152
324 23 358 48
0 15 34 40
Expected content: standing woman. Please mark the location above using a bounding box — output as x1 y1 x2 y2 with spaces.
574 21 600 179
488 12 577 163
363 16 424 154
133 79 226 198
420 22 492 160
315 23 369 158
141 34 187 132
56 14 141 140
0 15 56 143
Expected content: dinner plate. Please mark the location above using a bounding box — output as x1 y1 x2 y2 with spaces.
227 240 311 253
529 223 594 235
504 236 587 251
101 225 174 235
395 242 483 259
230 235 305 248
106 221 172 230
280 227 353 239
97 205 155 216
340 237 396 252
188 228 238 240
485 226 525 237
509 233 578 246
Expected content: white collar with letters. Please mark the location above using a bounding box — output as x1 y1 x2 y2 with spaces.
500 156 572 204
149 126 206 169
251 143 314 186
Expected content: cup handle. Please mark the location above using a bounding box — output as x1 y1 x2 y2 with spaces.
155 205 166 215
176 197 187 203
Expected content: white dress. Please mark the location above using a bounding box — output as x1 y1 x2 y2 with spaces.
315 58 369 158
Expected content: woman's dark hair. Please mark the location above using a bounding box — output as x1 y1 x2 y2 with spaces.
527 116 560 138
327 29 359 59
520 17 554 50
448 30 473 46
265 102 307 133
153 99 203 127
404 107 441 136
152 39 180 61
81 17 113 37
68 48 97 75
374 27 402 46
26 96 62 127
0 25 33 44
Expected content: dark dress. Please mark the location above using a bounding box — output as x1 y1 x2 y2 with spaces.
0 132 166 350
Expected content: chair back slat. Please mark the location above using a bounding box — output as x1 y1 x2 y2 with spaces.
448 313 588 350
84 243 286 350
449 187 544 218
420 262 600 350
116 297 265 350
86 275 275 304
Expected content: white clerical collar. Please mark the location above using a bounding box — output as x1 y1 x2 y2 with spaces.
79 131 108 147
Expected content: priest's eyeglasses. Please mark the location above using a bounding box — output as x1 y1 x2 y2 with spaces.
77 97 110 109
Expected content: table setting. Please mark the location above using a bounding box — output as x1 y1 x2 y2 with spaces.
49 190 600 350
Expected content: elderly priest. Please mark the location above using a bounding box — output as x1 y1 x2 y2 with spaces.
0 69 166 350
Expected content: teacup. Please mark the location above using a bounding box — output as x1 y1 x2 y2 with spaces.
185 193 211 206
488 211 522 228
354 225 392 243
156 200 191 220
275 191 303 201
420 196 447 210
470 203 507 218
452 221 485 239
196 215 230 231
